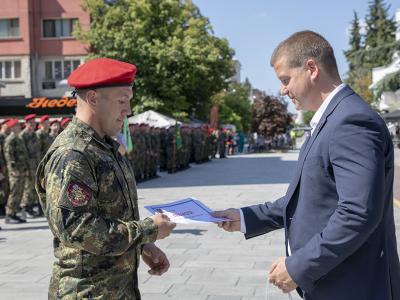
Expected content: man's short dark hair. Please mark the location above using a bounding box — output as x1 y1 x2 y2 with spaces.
270 30 339 78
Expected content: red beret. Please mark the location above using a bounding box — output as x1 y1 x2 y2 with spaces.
67 58 137 90
50 119 60 126
61 118 71 127
39 115 49 123
6 119 19 128
24 114 37 122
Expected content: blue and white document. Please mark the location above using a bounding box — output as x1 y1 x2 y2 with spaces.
145 198 228 224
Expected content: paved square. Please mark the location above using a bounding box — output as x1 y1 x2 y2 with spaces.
0 151 399 299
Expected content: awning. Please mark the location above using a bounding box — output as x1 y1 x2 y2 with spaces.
128 110 180 128
0 96 76 116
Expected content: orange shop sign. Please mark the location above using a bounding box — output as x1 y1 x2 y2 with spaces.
26 97 77 109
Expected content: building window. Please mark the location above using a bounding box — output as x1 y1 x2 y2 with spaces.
42 19 78 38
0 60 22 79
0 19 20 38
43 59 81 89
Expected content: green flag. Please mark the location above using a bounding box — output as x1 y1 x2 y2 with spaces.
175 122 182 150
123 117 133 154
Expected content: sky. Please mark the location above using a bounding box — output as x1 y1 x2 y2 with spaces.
193 0 400 112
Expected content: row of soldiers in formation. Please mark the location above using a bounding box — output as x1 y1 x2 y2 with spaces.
125 123 228 182
0 115 71 225
0 114 228 225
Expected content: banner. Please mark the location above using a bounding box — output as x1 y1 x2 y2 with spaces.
123 117 133 154
0 96 77 116
175 122 182 150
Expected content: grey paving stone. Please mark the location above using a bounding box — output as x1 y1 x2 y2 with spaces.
0 152 398 300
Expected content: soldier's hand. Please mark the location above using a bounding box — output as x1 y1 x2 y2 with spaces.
151 214 176 240
212 208 241 232
142 243 170 276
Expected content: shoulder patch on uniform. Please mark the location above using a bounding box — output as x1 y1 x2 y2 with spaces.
67 181 91 207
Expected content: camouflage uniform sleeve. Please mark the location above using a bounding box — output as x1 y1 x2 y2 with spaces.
4 138 17 173
45 150 158 256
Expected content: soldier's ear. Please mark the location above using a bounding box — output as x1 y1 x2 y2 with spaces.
86 90 98 108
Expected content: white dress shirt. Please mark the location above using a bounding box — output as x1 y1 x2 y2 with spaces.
309 83 346 135
239 83 347 235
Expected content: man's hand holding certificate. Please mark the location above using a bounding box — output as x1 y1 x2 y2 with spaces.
145 198 228 224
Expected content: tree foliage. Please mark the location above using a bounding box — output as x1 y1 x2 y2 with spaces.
344 0 397 104
218 81 252 132
302 111 315 127
365 0 396 49
251 95 291 137
76 0 235 120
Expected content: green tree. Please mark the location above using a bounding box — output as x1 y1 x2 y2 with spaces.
76 0 234 120
302 111 315 126
218 81 252 132
365 0 396 50
251 95 291 137
344 0 398 104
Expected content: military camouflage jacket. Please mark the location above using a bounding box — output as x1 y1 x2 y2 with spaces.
36 128 53 159
20 127 41 170
3 132 29 175
0 133 7 172
35 117 158 300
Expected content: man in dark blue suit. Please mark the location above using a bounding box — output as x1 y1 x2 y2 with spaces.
214 31 400 299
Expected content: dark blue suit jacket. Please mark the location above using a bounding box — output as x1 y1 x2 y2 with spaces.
242 86 400 300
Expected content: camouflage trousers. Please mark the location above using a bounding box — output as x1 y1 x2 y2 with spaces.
21 170 38 208
194 146 202 162
6 175 25 215
0 170 9 207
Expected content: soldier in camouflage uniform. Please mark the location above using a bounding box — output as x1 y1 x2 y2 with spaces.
210 129 218 158
36 115 54 160
193 127 202 164
181 126 191 169
150 127 160 177
159 127 167 171
136 124 147 181
0 120 10 216
49 119 61 140
35 58 175 299
131 124 142 182
166 126 176 173
20 114 41 217
4 119 29 224
217 129 227 158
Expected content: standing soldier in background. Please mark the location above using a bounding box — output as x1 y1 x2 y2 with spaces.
36 115 53 159
210 129 218 158
217 129 227 158
126 124 136 174
166 126 176 173
136 124 146 181
49 119 60 140
201 125 210 162
0 120 10 217
159 127 167 172
193 127 202 164
36 58 175 299
151 127 160 177
143 124 151 180
20 114 40 218
181 126 191 169
131 124 142 182
4 119 28 224
60 117 71 132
